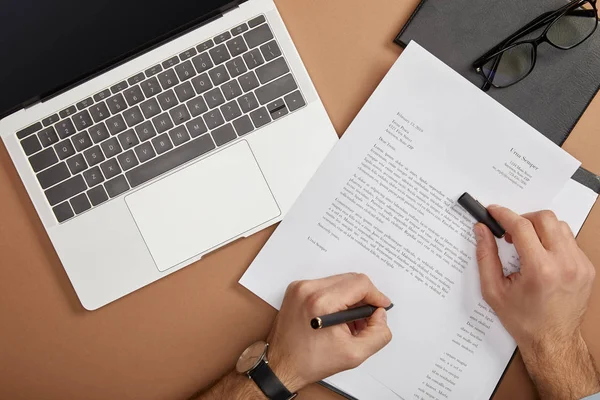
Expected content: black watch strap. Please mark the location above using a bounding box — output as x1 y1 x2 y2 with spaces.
249 360 296 400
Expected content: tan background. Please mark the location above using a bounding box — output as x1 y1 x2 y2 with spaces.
1 1 599 399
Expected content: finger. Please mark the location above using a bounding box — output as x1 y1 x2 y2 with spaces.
354 318 368 334
323 273 391 309
488 205 545 259
355 308 392 357
504 233 513 244
475 223 507 306
521 210 562 250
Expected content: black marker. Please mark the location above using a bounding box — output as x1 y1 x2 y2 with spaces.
458 192 505 238
311 303 394 330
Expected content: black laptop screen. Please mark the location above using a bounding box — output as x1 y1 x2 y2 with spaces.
0 0 236 120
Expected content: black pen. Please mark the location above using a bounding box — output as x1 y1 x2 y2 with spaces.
310 303 394 330
458 192 505 238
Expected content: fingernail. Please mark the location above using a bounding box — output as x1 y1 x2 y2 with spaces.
382 310 388 322
474 224 484 243
488 204 500 210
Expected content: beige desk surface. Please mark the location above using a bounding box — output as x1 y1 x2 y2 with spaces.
1 1 599 399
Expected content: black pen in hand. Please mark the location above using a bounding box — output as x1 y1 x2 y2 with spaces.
310 303 394 330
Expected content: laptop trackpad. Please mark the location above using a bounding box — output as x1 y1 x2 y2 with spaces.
125 140 281 272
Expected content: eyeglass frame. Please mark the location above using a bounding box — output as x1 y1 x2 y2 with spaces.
472 0 599 92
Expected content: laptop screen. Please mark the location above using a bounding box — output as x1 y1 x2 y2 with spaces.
0 0 236 120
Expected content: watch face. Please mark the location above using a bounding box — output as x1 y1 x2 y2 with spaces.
236 341 268 374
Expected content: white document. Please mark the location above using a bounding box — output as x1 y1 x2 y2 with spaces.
240 42 582 400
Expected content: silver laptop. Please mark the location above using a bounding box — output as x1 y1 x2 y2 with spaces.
0 0 338 310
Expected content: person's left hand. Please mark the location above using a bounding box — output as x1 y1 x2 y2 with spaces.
266 273 393 393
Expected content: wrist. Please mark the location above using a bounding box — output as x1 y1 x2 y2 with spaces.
267 346 307 393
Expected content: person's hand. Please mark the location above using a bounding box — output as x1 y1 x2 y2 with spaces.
475 206 600 398
266 273 393 393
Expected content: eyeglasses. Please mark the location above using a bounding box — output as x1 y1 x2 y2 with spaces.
473 0 598 91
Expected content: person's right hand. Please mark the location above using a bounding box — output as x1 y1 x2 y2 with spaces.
475 206 600 398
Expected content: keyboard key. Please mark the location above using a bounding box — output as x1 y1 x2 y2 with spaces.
256 58 289 84
55 119 76 139
169 104 191 125
38 127 59 147
162 56 180 69
53 202 74 222
17 122 42 139
59 106 78 119
21 135 42 155
267 99 289 120
135 121 157 142
244 24 274 48
93 89 111 102
191 73 213 94
70 193 92 214
100 158 122 180
83 166 104 187
72 110 94 131
212 123 237 146
76 97 94 110
169 126 191 146
140 77 163 98
197 39 214 52
233 115 254 137
238 93 260 113
83 145 105 167
186 117 208 138
110 80 128 94
127 72 146 86
88 122 110 143
260 40 282 62
203 109 225 130
243 49 264 70
89 102 110 123
238 71 260 92
88 186 109 206
45 175 86 206
231 23 249 36
72 131 93 151
209 65 230 86
140 97 161 119
151 133 173 154
174 81 195 102
66 154 87 175
225 57 248 78
284 90 306 112
29 148 58 172
215 31 232 44
152 113 174 134
124 85 145 107
106 93 127 114
187 96 208 117
209 44 231 65
134 142 156 163
157 69 179 90
126 134 215 188
106 115 127 136
250 107 272 128
37 162 70 189
256 74 297 105
226 37 248 57
105 175 129 198
179 48 197 61
118 129 140 150
145 64 163 77
100 137 122 158
42 114 59 127
157 89 179 111
174 60 196 82
248 15 266 28
204 87 225 109
124 106 144 127
117 150 139 171
220 101 242 121
192 52 214 74
222 80 243 101
54 139 75 160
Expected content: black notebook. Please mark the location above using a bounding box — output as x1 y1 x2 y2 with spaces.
395 0 600 194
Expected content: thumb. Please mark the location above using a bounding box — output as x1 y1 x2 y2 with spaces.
355 308 392 358
475 223 506 306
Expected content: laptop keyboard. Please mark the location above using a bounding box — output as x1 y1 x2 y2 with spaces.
16 15 307 224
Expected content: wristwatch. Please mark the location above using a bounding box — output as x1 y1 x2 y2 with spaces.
236 341 297 400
